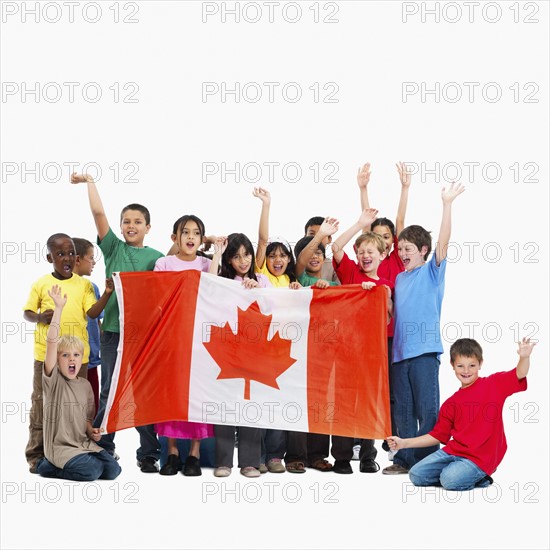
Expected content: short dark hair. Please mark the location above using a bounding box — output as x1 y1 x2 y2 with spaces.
398 225 432 261
294 236 325 262
120 204 151 225
450 339 483 363
46 233 72 252
72 237 94 257
372 217 396 237
304 216 325 235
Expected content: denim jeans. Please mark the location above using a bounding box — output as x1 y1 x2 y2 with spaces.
37 451 121 481
94 331 160 461
409 449 493 491
391 353 440 469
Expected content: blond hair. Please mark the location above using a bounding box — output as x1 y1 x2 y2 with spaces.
354 232 386 255
57 335 84 354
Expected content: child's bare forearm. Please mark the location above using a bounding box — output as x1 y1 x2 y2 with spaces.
516 357 530 379
332 222 362 263
44 305 63 375
87 180 110 240
435 202 452 266
401 434 440 449
395 186 409 236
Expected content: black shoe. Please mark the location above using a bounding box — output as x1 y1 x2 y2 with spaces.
382 440 390 452
333 460 353 474
183 455 202 477
359 459 380 473
159 454 182 476
138 456 159 473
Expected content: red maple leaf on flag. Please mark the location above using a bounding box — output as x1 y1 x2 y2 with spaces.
203 301 297 400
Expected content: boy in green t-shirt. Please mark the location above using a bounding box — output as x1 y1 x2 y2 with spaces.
71 173 164 473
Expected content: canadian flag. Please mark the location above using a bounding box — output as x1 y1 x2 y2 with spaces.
102 270 390 439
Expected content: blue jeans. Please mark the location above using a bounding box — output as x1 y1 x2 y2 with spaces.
94 331 160 461
37 451 121 481
409 449 493 491
391 353 440 469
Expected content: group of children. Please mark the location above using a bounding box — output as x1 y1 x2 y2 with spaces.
23 163 536 490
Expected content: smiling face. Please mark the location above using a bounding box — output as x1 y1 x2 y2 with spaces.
120 209 150 246
356 241 385 277
373 225 393 254
266 245 290 278
306 247 324 275
47 238 76 280
57 347 83 379
398 239 427 272
452 355 482 388
229 245 253 277
173 220 202 259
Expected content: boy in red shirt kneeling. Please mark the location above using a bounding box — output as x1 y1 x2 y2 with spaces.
386 337 536 490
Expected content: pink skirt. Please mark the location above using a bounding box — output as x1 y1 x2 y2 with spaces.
155 420 214 439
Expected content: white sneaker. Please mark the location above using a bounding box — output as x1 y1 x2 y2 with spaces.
352 445 360 461
214 466 232 477
240 466 261 478
388 449 397 461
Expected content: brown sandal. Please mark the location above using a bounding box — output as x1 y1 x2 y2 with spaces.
286 461 306 473
309 459 333 472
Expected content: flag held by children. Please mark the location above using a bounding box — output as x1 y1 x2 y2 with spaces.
102 271 391 439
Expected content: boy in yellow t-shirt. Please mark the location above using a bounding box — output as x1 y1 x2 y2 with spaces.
23 233 112 473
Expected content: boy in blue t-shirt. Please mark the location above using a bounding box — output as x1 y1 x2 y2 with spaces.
383 183 465 475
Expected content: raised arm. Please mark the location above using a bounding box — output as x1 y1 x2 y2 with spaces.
253 187 271 268
295 217 339 277
516 337 536 380
357 162 371 222
209 236 228 275
71 173 110 240
395 161 412 236
44 285 67 376
435 183 465 266
87 278 114 319
332 208 378 265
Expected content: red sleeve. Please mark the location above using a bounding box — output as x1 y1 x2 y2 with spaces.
491 369 528 396
333 252 357 284
429 398 455 444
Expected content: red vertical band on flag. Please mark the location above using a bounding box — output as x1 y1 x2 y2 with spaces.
306 285 391 439
105 270 201 432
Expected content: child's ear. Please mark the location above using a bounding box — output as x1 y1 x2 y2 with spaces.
75 254 81 265
421 245 429 258
46 253 53 264
381 249 388 260
353 244 357 254
145 224 151 234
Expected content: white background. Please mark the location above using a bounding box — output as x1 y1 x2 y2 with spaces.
1 1 548 549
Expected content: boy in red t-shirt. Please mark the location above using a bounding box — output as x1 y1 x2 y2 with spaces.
386 337 536 490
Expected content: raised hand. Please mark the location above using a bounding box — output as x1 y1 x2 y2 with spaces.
319 217 340 237
357 163 371 189
212 236 228 255
441 182 465 204
517 337 537 358
70 172 94 184
396 161 412 188
252 186 271 205
47 285 67 308
358 208 379 228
